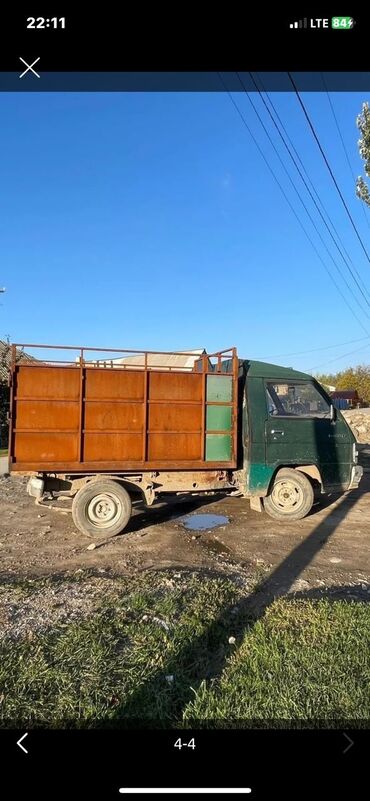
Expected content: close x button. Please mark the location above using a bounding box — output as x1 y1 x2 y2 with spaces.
19 57 40 78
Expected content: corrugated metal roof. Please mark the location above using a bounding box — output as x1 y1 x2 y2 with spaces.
330 390 359 400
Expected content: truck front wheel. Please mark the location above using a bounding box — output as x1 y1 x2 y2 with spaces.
263 468 314 521
72 480 132 538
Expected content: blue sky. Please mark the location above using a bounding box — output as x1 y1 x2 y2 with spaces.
1 89 370 374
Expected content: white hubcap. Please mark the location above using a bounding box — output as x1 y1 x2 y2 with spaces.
87 493 122 528
271 479 303 511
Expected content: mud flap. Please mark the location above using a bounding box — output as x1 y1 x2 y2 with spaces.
250 496 263 513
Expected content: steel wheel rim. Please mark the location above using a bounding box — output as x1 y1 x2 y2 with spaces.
270 479 304 512
86 492 122 528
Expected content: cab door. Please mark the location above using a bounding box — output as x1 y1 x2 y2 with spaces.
264 380 353 489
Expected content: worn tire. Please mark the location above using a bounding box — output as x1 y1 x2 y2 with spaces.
263 468 314 521
72 480 132 538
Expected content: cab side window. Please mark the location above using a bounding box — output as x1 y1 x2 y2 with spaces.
266 382 330 418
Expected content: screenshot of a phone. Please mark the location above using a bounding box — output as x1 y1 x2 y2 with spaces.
0 10 368 799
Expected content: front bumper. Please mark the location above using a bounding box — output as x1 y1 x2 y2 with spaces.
348 464 363 489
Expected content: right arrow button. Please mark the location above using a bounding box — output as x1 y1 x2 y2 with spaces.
342 733 354 754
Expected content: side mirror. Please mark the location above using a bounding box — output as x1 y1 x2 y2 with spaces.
330 403 336 422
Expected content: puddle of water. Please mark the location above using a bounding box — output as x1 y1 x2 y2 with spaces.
180 514 230 531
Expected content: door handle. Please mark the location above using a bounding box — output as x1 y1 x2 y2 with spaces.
270 429 284 435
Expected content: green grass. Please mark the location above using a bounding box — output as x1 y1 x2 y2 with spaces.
184 598 370 724
0 571 369 727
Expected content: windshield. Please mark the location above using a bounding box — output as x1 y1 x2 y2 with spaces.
266 381 331 418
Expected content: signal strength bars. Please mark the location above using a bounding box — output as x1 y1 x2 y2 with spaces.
290 18 308 28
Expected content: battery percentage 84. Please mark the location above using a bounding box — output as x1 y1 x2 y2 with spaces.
331 17 355 29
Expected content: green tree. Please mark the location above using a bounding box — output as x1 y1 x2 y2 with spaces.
316 366 370 403
0 339 25 448
335 364 370 403
0 340 11 447
356 101 370 207
315 373 337 389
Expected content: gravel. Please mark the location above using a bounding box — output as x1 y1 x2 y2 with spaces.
0 574 119 641
342 410 370 443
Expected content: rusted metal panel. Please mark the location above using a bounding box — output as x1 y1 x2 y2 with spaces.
149 371 202 401
9 344 238 472
85 369 145 399
148 433 202 461
14 432 79 462
201 361 207 462
84 402 144 431
142 352 148 461
147 469 234 492
16 366 80 399
78 359 85 463
10 459 237 471
15 400 80 430
84 433 143 461
148 403 202 432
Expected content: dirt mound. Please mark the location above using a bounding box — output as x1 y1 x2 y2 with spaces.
342 409 370 443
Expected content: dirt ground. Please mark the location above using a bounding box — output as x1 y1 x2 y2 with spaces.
1 447 369 596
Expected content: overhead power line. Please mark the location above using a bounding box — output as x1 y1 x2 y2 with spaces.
243 72 370 306
320 72 370 233
288 72 370 266
306 340 370 372
218 73 369 335
231 72 370 324
251 72 370 302
256 334 370 360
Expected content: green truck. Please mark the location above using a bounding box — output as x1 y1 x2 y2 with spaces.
238 358 362 519
12 343 362 539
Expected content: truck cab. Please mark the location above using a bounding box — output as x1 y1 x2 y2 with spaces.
242 360 363 520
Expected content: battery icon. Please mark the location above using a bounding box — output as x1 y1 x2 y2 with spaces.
331 16 355 29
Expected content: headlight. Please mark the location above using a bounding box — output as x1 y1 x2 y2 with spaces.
353 443 358 464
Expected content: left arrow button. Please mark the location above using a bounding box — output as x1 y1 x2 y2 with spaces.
17 732 28 754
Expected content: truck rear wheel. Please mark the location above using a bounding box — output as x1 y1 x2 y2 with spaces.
72 480 132 538
263 468 314 521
